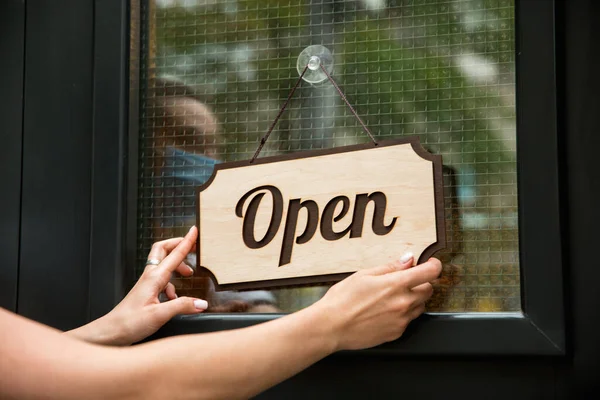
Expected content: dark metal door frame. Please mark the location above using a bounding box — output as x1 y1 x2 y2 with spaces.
88 0 131 322
138 0 566 357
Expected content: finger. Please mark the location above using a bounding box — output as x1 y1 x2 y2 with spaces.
408 303 426 321
164 282 177 300
154 296 208 321
175 261 194 277
159 226 198 274
365 252 415 276
388 258 442 289
146 237 185 265
410 282 434 306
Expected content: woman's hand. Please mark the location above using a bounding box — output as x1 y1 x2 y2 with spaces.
311 254 442 351
50 239 441 400
67 226 207 346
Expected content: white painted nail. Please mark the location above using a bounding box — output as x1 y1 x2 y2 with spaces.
400 252 414 264
194 299 208 310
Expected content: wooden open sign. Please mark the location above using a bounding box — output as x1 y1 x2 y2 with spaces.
196 137 445 291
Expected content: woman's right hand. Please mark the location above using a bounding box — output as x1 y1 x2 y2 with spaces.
314 255 442 352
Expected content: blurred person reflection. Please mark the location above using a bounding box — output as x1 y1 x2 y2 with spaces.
147 76 279 313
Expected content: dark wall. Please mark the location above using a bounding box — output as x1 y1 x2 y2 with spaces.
1 0 599 397
559 0 600 396
0 0 128 330
17 0 95 330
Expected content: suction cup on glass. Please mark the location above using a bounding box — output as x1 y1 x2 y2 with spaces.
296 45 334 84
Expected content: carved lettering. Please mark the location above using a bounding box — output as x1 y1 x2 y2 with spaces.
279 199 319 266
236 187 397 267
320 196 352 241
235 185 283 249
350 192 397 238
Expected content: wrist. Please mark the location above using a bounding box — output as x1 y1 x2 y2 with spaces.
301 299 344 354
95 312 132 346
66 313 129 346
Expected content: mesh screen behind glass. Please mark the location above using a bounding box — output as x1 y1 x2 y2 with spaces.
136 0 519 313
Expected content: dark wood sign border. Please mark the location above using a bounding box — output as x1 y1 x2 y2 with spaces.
195 136 446 291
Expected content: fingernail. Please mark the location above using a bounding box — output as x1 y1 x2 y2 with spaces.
189 225 196 233
194 299 208 310
187 266 195 275
400 252 414 264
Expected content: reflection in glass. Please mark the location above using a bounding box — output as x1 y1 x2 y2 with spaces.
136 0 519 313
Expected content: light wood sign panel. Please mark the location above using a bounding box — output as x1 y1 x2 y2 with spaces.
196 137 445 290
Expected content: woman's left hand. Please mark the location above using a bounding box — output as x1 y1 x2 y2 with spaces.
67 226 207 346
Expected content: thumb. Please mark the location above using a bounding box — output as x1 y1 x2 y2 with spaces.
154 296 208 321
365 252 414 276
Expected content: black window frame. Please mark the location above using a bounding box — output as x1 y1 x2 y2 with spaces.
92 0 566 355
0 0 26 312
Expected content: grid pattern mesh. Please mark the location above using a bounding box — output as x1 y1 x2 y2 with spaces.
136 0 519 313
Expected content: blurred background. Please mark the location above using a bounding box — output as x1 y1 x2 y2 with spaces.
135 0 519 313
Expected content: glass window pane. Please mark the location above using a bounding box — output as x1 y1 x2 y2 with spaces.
135 0 520 313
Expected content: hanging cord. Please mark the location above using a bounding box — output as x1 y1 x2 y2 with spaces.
250 61 378 163
250 65 309 163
